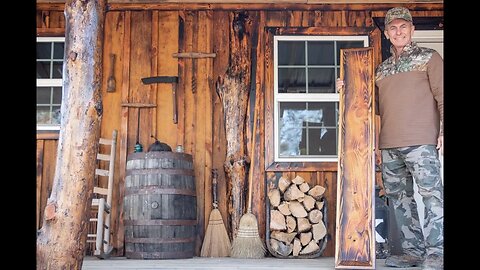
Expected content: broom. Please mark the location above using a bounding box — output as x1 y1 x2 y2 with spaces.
230 162 266 258
200 169 231 257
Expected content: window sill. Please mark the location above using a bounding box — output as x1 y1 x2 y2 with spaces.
36 131 59 140
266 161 338 172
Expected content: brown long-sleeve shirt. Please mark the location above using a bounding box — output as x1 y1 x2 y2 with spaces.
375 42 443 149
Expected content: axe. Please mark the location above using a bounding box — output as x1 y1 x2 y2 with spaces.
141 76 178 124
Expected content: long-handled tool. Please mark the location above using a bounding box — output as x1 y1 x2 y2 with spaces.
200 169 231 257
230 160 266 258
134 109 143 152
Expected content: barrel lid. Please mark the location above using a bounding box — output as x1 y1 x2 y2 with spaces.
127 151 192 161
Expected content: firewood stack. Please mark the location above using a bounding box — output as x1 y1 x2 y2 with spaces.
267 175 327 258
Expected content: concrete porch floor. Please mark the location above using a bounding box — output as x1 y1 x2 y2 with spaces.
82 256 421 270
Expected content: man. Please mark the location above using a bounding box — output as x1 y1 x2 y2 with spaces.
338 7 444 270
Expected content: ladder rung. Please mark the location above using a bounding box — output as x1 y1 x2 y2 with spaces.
89 218 98 222
99 138 113 145
93 187 108 195
87 234 97 238
97 153 111 161
95 169 109 177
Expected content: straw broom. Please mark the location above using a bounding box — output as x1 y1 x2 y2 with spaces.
200 169 231 257
230 160 266 258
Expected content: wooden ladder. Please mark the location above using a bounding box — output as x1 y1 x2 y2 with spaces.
86 129 117 258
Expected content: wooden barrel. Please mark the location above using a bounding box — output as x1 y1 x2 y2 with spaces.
124 151 196 259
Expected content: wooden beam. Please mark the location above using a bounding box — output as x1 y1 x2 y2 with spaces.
37 0 443 4
335 47 376 269
37 2 444 12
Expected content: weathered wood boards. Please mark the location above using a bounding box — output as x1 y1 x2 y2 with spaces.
335 48 375 269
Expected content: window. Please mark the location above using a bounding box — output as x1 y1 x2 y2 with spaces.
37 37 65 130
274 36 368 162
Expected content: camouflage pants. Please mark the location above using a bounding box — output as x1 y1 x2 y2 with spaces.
381 145 443 257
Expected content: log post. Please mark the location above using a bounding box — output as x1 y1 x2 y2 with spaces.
216 11 254 237
36 1 106 269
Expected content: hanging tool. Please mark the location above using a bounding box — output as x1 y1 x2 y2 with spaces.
106 53 116 92
134 109 143 153
172 52 216 94
141 76 178 124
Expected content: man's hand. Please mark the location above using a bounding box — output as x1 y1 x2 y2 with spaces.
436 135 443 155
336 78 344 93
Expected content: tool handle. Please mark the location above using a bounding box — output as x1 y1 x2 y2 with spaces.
172 83 178 124
212 169 218 208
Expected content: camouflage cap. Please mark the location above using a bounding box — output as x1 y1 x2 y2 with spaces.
385 7 413 26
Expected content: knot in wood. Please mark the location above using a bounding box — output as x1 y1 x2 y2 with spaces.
69 51 78 61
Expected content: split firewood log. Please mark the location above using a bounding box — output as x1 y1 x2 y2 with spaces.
291 175 305 185
270 239 292 257
300 231 312 246
312 221 327 241
284 184 305 201
289 201 308 218
286 215 296 233
300 240 320 255
268 188 281 207
270 210 287 230
302 195 316 211
278 202 291 216
308 209 323 224
299 182 310 193
308 185 326 200
271 231 297 243
278 176 291 193
293 238 302 256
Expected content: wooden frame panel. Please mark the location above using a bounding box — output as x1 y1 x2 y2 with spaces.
335 47 375 269
264 27 373 173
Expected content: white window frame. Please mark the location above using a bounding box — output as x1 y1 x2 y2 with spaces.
273 35 368 162
37 37 65 131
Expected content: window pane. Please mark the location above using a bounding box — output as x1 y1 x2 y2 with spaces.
308 102 337 127
309 127 337 155
52 106 61 125
52 87 62 104
308 68 335 93
52 62 63 78
37 87 51 104
278 41 305 65
37 43 51 59
336 41 365 64
37 106 51 124
308 41 334 65
278 102 336 157
278 68 306 93
53 42 64 59
37 61 51 79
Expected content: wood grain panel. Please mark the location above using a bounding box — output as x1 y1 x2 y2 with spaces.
212 10 230 234
335 47 375 269
100 10 125 257
251 10 267 242
129 11 154 152
156 11 179 148
117 10 131 256
37 140 45 230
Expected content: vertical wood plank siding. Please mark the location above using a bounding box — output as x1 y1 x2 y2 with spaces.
36 4 442 257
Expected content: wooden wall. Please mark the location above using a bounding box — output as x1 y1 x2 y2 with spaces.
36 3 443 257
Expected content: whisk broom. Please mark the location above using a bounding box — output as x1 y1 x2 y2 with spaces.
200 169 231 257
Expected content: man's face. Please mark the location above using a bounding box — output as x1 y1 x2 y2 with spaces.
384 18 415 50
